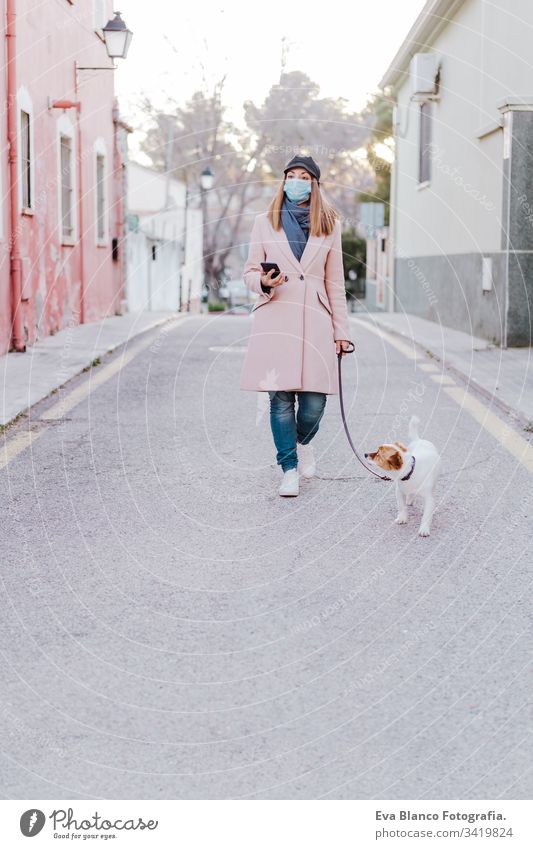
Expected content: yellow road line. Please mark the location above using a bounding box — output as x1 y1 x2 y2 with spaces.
40 324 176 421
430 373 456 386
41 343 142 420
355 317 533 475
444 386 533 473
0 430 38 470
351 317 418 360
1 318 187 469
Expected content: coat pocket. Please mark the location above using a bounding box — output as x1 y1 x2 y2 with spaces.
251 295 273 312
316 290 332 315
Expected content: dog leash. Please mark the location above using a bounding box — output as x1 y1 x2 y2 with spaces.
337 343 391 482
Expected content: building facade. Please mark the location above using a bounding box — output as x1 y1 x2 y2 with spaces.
0 0 125 355
381 0 533 345
365 226 392 311
126 162 203 313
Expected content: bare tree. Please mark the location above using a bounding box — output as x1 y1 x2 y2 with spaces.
139 81 268 294
134 69 374 293
244 71 373 221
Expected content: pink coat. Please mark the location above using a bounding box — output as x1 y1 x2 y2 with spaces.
239 212 352 394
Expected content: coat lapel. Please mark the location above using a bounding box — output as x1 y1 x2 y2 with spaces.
268 220 325 273
300 232 326 270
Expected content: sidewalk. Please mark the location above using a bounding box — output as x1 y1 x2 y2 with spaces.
358 312 533 425
0 311 182 428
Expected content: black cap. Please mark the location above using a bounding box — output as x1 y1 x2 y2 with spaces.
283 155 320 184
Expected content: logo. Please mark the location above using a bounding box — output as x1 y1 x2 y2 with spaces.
20 809 46 837
19 806 159 837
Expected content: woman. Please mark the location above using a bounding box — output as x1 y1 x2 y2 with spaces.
239 154 353 497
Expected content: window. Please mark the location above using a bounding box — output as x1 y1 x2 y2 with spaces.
418 101 432 184
60 134 74 239
18 87 35 213
21 110 31 208
57 116 77 242
96 152 106 241
94 139 108 244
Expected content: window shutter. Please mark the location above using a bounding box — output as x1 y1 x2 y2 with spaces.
60 134 74 238
21 110 31 208
96 153 106 240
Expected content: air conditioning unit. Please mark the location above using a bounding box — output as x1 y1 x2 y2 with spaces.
409 53 440 98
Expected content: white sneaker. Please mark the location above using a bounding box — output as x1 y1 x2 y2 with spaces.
297 442 316 478
278 468 299 496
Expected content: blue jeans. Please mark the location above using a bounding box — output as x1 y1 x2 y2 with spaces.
268 391 327 472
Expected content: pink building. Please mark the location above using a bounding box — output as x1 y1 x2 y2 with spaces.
0 0 128 355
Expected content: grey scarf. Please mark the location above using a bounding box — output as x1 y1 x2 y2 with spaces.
280 196 310 262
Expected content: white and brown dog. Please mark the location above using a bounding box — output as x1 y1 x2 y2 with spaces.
365 415 441 537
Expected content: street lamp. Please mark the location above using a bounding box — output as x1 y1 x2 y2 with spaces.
102 12 133 60
200 166 214 191
75 11 133 91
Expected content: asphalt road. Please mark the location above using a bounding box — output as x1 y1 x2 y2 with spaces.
1 313 532 800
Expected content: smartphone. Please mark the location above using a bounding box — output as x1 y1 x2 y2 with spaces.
261 262 281 278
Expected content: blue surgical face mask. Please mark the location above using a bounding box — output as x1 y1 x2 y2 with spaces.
284 177 312 203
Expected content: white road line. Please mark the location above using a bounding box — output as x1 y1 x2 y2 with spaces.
208 346 248 353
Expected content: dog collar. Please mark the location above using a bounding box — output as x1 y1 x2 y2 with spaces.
400 456 416 481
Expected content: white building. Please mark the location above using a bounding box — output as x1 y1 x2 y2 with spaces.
366 227 392 309
126 162 203 313
380 0 533 345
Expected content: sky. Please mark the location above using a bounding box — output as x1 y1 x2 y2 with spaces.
114 0 427 156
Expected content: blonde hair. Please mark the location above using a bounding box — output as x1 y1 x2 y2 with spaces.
267 176 339 237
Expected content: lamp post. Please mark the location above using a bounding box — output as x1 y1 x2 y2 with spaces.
199 166 214 307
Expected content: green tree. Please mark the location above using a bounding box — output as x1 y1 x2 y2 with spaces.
356 93 394 224
341 230 367 299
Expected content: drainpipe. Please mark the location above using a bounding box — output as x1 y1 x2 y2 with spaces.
76 103 85 324
6 0 25 350
112 102 125 314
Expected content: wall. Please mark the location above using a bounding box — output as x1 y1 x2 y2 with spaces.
390 0 533 343
183 206 204 313
0 0 120 354
0 0 11 352
127 163 185 312
127 231 182 312
126 162 204 314
365 227 392 311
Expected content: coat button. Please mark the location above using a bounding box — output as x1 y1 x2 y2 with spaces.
299 274 304 280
